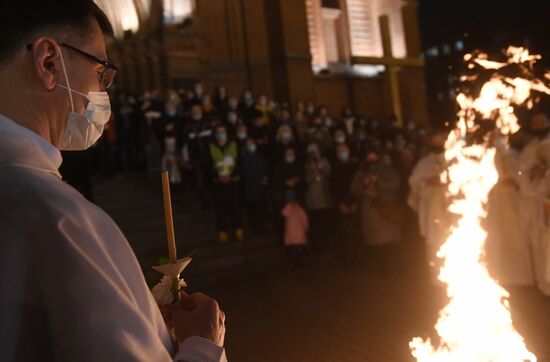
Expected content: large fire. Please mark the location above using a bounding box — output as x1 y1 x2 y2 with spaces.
410 47 550 361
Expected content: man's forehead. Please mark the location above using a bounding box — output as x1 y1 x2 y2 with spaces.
79 17 108 59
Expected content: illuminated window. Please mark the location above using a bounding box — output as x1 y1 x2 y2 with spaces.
346 0 406 58
306 0 407 71
163 0 193 25
306 0 348 70
455 40 465 51
95 0 151 38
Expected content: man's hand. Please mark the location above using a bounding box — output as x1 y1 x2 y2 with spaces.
219 175 230 184
173 293 226 347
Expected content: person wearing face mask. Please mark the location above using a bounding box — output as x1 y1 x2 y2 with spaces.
238 89 257 124
0 1 227 361
272 147 304 241
213 85 228 111
330 144 360 266
307 117 332 154
255 94 272 126
159 101 184 186
366 117 380 137
329 128 348 161
304 100 316 122
233 123 248 154
294 111 309 144
249 111 270 153
517 112 550 295
408 131 451 283
353 128 369 159
339 107 356 137
334 129 346 146
227 95 239 112
209 124 245 243
304 143 332 253
224 110 240 134
351 149 403 276
271 124 298 164
183 104 214 208
201 94 216 119
184 88 199 108
194 82 205 103
240 138 269 234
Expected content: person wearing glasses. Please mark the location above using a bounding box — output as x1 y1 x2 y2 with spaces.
0 1 226 361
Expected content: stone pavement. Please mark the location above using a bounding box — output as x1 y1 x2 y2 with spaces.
92 175 550 361
199 253 550 362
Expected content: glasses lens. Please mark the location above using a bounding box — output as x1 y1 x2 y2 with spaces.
102 68 117 89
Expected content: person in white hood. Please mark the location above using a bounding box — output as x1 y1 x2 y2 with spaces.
0 1 226 361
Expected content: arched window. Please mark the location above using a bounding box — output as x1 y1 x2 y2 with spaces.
163 0 194 25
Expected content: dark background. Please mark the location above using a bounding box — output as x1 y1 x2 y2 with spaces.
417 0 550 125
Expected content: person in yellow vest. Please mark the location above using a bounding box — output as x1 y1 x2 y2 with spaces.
210 124 245 242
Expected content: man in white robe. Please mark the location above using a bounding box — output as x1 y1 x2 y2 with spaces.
0 1 226 360
408 133 451 282
518 113 550 295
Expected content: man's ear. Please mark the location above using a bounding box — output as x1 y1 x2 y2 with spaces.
29 38 62 92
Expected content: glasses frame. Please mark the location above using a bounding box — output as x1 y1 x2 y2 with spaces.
26 42 118 89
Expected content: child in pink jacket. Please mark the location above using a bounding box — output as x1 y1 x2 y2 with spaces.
282 190 309 269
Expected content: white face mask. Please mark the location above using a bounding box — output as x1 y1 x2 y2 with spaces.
247 144 257 153
337 152 350 162
57 50 111 151
228 113 238 124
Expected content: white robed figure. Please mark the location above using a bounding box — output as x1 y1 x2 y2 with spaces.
0 1 226 360
517 113 550 295
408 133 451 282
485 136 534 286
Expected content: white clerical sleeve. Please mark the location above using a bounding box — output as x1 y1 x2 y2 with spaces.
38 196 229 361
174 337 227 362
34 207 177 361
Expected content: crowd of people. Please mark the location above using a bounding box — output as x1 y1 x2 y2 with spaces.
85 82 426 272
76 82 549 292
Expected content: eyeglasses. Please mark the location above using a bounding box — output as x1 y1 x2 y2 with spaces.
26 42 118 89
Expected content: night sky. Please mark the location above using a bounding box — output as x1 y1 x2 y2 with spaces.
418 0 550 63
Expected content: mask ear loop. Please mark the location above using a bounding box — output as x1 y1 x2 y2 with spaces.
58 49 75 112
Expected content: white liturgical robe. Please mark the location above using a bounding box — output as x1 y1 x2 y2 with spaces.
485 148 534 285
408 152 450 281
0 115 226 361
518 135 550 295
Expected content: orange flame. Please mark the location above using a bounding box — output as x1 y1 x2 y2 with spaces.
410 47 550 361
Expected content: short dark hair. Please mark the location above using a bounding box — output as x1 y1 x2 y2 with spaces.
0 0 113 61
